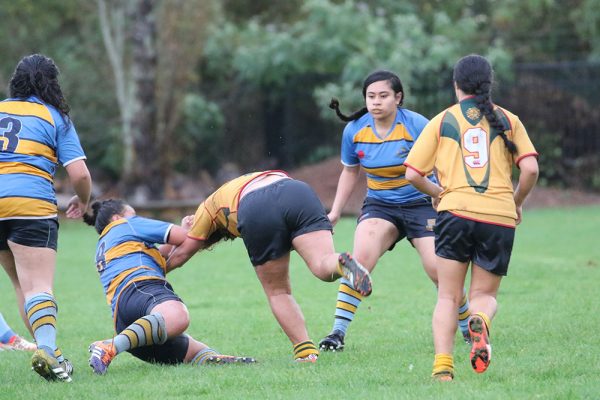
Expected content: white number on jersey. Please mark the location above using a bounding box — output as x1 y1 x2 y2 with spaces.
462 127 489 168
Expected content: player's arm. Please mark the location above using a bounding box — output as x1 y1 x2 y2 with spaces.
405 167 443 207
513 155 539 224
328 165 360 226
165 236 208 272
64 159 92 219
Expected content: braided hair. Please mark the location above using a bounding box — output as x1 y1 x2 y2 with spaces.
83 199 127 234
453 54 517 154
330 70 404 122
9 54 71 124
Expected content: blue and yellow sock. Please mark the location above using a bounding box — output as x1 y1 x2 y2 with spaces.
331 278 363 336
25 293 57 356
112 313 167 354
191 347 219 365
0 312 16 343
458 289 471 338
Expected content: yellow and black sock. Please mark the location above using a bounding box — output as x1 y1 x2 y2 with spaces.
432 353 454 378
293 340 319 360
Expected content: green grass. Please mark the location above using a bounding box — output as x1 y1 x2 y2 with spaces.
1 206 599 399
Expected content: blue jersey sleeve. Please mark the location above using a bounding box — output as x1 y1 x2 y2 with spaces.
128 216 174 245
340 123 359 166
53 111 86 166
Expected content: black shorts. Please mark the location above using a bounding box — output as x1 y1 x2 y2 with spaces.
435 211 515 276
115 279 189 364
358 197 436 250
237 179 332 266
0 218 59 251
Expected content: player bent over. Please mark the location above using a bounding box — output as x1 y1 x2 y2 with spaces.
166 171 373 363
84 199 255 374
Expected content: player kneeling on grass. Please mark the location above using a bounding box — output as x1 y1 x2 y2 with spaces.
83 199 255 375
165 170 373 363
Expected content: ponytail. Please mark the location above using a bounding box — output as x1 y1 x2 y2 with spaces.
83 199 127 234
329 98 368 122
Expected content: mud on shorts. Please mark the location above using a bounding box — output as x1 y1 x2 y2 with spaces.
115 279 189 364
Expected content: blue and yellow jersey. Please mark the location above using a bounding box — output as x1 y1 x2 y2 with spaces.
0 96 86 220
404 98 538 226
95 216 173 314
340 108 436 203
188 170 288 240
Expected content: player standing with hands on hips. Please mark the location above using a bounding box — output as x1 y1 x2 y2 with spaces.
404 54 539 381
0 54 92 382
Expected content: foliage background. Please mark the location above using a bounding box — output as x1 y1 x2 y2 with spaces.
0 0 599 198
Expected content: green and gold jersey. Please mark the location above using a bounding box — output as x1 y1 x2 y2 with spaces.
404 98 538 226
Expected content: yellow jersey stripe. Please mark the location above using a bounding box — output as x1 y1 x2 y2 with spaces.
367 177 410 190
16 139 57 163
0 162 53 181
353 126 414 143
31 315 56 332
0 197 57 218
26 300 56 317
104 241 166 270
363 165 407 178
0 101 54 126
99 219 128 238
105 266 156 305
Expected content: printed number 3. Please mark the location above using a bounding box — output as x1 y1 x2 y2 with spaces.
463 127 489 168
0 117 22 152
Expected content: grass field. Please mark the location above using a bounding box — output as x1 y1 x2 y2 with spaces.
1 205 599 399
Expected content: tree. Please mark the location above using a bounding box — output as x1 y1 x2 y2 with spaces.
97 0 215 199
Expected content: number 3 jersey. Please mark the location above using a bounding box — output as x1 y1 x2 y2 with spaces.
95 216 173 314
0 96 86 219
404 98 538 226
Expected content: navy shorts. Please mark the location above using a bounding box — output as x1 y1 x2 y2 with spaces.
0 218 59 251
435 211 515 276
237 179 333 266
115 279 189 364
358 197 436 250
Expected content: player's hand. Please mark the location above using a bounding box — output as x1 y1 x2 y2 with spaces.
431 195 440 211
181 215 194 230
327 211 340 227
66 195 87 219
515 205 523 225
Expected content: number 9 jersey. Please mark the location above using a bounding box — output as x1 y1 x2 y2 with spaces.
404 97 538 226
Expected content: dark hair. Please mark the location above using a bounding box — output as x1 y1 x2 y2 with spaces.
205 228 236 248
83 199 128 234
9 54 71 123
330 70 404 122
453 54 517 154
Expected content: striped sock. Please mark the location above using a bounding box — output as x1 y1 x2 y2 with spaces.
432 353 454 377
474 311 491 334
25 293 57 356
331 278 363 336
458 289 471 338
293 340 319 360
54 347 64 363
0 312 16 343
191 347 219 365
112 313 167 354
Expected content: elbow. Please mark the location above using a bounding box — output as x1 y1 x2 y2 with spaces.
405 168 420 184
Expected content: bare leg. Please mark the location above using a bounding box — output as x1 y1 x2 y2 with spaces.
468 264 502 320
432 257 468 356
0 250 30 335
411 237 438 285
255 253 309 345
352 218 398 272
7 242 56 298
292 230 339 281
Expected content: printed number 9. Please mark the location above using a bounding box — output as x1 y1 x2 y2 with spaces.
463 128 489 168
